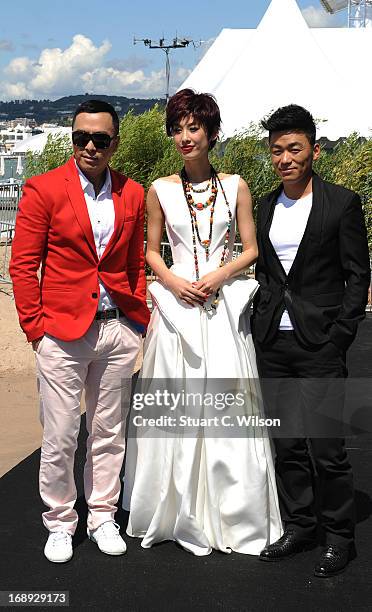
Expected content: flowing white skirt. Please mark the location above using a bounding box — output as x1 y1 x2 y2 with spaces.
123 272 282 555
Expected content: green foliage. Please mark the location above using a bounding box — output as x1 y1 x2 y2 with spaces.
314 135 368 191
25 112 372 250
25 133 72 178
111 105 182 189
215 126 279 211
314 135 372 249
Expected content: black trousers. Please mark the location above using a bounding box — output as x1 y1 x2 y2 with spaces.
254 331 354 549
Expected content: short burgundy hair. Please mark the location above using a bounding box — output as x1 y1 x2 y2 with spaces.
166 88 221 150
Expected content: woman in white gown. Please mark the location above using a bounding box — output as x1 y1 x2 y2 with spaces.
123 89 282 555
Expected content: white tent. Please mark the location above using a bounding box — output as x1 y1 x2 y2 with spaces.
12 127 72 154
180 0 372 139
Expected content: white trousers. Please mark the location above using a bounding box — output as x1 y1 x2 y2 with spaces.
35 317 141 534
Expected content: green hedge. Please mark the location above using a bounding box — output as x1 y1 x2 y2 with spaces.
25 106 372 251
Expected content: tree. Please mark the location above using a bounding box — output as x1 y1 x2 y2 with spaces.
215 126 278 211
314 135 372 250
24 112 372 251
111 105 181 189
25 133 72 178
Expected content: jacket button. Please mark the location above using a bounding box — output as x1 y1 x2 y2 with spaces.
92 292 98 298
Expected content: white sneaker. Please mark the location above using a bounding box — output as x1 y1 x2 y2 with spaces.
44 531 73 563
88 521 127 555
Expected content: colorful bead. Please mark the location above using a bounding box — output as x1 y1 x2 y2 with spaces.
181 166 232 313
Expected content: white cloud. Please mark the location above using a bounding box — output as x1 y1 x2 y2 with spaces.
2 82 31 99
82 65 191 97
302 5 344 27
5 56 35 77
81 66 154 94
31 35 111 94
0 34 192 100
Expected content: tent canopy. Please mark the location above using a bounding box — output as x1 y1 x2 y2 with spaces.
180 0 372 139
12 127 71 154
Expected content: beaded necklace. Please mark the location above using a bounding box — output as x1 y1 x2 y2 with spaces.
180 166 232 311
184 176 217 211
188 180 210 194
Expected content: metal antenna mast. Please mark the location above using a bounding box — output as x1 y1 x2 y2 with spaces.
348 0 372 27
320 0 372 27
134 36 200 102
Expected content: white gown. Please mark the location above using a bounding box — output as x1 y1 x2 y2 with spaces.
123 175 282 555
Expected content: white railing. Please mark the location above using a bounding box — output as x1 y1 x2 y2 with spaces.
0 184 21 283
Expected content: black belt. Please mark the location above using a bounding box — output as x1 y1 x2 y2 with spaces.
95 308 123 320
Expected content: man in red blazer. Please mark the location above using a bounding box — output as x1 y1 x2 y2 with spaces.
10 99 150 563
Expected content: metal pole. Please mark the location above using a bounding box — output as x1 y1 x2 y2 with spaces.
133 37 197 104
164 49 171 103
362 0 367 26
349 0 369 27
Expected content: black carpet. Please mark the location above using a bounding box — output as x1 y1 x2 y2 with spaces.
1 316 372 611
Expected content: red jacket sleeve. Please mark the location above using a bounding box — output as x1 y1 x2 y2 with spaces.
9 179 50 342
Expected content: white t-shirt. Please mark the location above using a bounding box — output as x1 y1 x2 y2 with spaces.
269 190 313 330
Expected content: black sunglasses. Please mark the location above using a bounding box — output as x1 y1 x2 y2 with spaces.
72 130 116 150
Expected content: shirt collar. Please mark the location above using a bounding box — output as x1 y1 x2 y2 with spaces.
75 160 112 197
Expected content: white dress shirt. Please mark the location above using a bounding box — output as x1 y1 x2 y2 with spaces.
269 190 313 330
76 162 117 311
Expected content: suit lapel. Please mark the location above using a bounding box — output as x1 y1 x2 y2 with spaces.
262 184 287 282
307 172 324 242
64 160 128 264
262 173 324 282
287 172 324 281
263 184 282 232
64 158 97 261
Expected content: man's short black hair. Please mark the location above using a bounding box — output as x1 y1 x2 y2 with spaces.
72 99 120 135
261 104 316 146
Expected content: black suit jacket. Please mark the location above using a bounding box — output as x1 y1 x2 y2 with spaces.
252 173 370 351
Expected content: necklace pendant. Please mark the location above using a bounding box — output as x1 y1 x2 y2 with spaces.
196 202 204 210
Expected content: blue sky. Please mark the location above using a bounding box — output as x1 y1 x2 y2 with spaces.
0 0 347 100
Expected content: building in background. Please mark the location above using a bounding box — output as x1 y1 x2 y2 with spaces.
0 126 71 184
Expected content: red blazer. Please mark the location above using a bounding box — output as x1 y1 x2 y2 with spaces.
10 156 150 342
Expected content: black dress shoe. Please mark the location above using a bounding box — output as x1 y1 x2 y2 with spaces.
259 529 315 562
314 545 352 578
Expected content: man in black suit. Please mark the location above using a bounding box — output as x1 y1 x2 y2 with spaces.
253 105 370 577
